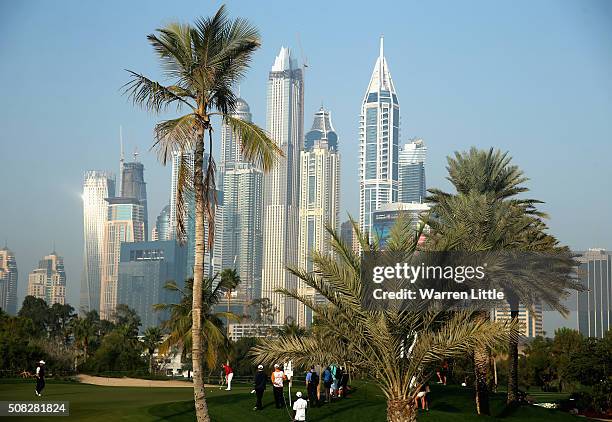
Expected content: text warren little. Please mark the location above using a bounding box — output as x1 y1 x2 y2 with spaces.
372 288 505 300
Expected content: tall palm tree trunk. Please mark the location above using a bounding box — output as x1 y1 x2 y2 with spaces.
387 398 417 422
192 129 211 422
474 345 490 415
507 309 520 404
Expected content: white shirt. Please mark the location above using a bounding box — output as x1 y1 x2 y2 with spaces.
293 397 307 421
272 370 285 387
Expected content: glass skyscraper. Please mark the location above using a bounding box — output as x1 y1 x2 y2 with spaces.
398 138 427 203
81 170 115 314
120 160 148 241
117 240 186 332
359 37 400 236
262 46 304 324
0 246 18 315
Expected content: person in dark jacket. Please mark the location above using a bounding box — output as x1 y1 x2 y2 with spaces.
253 364 267 410
35 360 46 397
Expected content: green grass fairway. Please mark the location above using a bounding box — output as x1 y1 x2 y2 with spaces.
0 380 585 421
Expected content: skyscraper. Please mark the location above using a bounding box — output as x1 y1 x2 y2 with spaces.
359 37 400 236
100 197 145 320
0 246 18 315
81 171 115 314
398 138 426 203
262 47 304 324
117 240 186 332
168 151 215 278
297 107 340 325
120 159 148 241
219 98 264 314
152 204 171 241
28 251 66 305
577 248 611 338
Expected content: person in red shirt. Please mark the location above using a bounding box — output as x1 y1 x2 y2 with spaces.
222 363 234 391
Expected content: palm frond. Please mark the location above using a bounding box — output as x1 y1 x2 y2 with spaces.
123 71 194 112
220 114 283 172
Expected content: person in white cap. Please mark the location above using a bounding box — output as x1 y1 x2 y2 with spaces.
271 364 287 409
253 364 266 410
35 360 46 397
293 391 308 421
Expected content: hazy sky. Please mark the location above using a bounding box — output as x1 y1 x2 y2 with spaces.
1 0 610 332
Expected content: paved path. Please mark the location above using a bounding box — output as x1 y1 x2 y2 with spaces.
76 374 195 388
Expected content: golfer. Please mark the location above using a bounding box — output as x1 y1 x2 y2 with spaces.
35 360 46 397
222 362 234 391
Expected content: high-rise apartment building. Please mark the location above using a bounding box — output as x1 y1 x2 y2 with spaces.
218 98 263 315
99 197 145 320
120 160 148 240
28 251 66 305
0 246 18 315
398 138 426 203
81 171 115 314
359 37 400 236
577 248 611 338
168 151 216 278
261 47 304 324
297 107 340 325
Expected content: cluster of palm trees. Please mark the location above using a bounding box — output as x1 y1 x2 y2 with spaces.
125 5 578 422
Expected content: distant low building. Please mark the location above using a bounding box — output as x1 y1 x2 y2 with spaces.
228 323 283 342
117 240 186 332
494 303 543 338
371 202 430 247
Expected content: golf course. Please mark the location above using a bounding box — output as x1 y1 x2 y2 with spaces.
0 379 587 421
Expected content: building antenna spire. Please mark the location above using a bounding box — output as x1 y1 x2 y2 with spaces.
380 35 384 59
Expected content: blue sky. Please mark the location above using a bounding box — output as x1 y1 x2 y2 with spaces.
1 0 611 332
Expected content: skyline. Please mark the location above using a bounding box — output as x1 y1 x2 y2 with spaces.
1 0 612 333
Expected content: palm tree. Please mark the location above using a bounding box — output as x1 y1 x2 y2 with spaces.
218 268 241 333
72 316 96 364
142 326 163 374
250 220 517 422
124 6 281 420
426 147 580 410
154 274 240 375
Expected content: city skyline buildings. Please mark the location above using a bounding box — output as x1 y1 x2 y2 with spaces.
359 36 400 237
261 46 304 324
